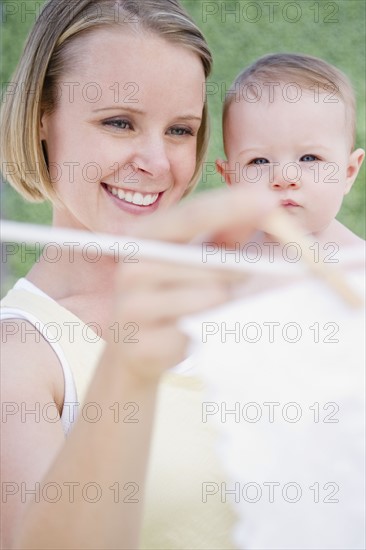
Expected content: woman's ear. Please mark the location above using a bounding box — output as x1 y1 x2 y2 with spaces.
39 111 48 141
39 111 50 167
41 140 49 168
344 148 365 194
216 159 232 185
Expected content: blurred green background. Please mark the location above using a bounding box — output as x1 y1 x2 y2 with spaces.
1 0 365 294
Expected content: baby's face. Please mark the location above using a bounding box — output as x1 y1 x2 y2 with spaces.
220 86 361 236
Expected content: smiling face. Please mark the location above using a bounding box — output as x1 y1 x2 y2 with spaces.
40 28 206 234
219 86 364 236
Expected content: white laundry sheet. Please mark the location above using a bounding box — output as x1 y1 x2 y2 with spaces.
181 266 365 550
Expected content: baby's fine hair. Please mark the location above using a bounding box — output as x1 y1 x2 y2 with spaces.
0 0 212 203
223 53 356 150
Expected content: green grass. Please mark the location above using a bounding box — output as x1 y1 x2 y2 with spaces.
1 0 365 292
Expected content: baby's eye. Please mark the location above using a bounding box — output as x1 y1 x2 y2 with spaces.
250 158 269 165
103 119 132 130
168 126 194 137
300 154 319 162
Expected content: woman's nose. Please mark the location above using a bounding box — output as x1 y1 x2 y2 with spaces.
133 136 171 179
270 162 302 190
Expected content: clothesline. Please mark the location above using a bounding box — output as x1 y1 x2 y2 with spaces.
0 217 362 307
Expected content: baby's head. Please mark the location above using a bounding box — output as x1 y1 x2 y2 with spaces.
217 53 364 236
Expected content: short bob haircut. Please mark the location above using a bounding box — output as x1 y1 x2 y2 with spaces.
223 53 357 152
0 0 212 203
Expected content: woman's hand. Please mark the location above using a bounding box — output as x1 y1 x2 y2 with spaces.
108 186 273 381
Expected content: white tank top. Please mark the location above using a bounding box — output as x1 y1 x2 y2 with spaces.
1 278 236 549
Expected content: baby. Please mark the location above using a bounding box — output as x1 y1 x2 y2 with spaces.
216 53 365 249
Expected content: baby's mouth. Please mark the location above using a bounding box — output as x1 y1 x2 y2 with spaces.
103 183 160 206
281 199 300 207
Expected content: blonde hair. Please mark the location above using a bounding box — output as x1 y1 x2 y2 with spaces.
0 0 212 203
223 53 356 150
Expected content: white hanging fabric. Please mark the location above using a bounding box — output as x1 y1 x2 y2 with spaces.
181 260 365 550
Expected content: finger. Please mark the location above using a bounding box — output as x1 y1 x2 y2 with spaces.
115 258 248 291
114 283 231 324
107 326 189 380
127 186 276 244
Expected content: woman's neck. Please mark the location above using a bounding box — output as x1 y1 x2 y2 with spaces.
26 247 118 302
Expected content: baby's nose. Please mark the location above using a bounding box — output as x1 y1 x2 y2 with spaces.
270 162 301 189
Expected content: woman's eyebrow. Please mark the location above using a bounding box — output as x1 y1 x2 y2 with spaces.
92 106 145 114
92 106 202 121
176 115 202 122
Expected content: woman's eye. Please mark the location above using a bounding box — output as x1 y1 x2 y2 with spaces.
250 158 269 165
169 126 194 137
300 154 318 162
103 119 132 130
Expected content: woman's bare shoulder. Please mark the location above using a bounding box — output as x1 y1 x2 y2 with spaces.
1 319 65 413
1 320 66 550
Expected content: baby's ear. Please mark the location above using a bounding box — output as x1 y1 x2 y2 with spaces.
216 159 232 185
344 148 365 194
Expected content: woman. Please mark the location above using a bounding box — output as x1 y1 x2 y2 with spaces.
0 1 268 548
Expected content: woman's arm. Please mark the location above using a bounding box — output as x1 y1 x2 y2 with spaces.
2 187 268 549
1 267 230 550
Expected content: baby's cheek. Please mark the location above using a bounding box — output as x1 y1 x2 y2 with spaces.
233 163 266 186
248 166 272 189
316 162 342 187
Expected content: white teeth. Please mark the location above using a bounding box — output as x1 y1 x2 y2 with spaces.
106 185 159 206
132 192 144 206
143 194 153 206
142 193 158 206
